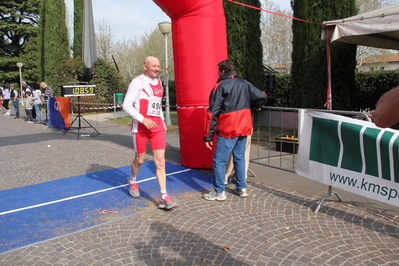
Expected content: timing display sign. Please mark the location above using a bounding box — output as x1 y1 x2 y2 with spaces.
61 85 96 97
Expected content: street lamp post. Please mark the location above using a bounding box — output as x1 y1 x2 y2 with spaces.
158 21 172 126
16 62 24 106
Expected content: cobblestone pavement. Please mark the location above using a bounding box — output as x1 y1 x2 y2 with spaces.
1 111 399 265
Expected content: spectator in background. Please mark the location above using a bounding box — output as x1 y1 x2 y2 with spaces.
21 81 32 115
21 81 31 98
32 83 43 124
2 85 11 115
25 91 34 123
40 82 53 122
10 83 20 118
0 86 3 108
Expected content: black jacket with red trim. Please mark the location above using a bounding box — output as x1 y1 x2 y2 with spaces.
203 72 267 142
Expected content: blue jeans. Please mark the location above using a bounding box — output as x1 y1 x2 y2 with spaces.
46 100 51 122
12 99 19 117
34 104 42 122
212 135 247 193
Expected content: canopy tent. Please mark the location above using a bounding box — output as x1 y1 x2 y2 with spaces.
321 3 399 110
322 3 399 50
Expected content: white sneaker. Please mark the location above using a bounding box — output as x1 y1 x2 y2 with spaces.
203 190 226 201
235 188 248 198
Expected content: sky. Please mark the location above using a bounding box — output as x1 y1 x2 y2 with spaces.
65 0 292 42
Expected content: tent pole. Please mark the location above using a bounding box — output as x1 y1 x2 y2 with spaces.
326 26 332 111
315 26 343 213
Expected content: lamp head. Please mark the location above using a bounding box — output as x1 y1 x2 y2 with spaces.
16 62 23 68
158 22 171 35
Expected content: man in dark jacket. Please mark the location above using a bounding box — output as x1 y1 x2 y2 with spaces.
203 60 267 201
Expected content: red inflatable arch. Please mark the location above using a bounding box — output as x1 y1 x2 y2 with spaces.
153 0 228 168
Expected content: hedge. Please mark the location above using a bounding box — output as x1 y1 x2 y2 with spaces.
267 70 399 110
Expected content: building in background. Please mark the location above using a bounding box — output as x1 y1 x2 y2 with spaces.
357 54 399 72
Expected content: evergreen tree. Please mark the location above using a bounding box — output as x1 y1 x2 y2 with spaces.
51 58 84 96
290 0 357 110
73 0 83 58
91 58 125 102
0 0 39 82
38 0 70 87
19 36 39 83
223 0 266 91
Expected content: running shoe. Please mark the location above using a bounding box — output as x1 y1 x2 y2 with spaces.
235 188 248 198
128 181 140 198
203 190 226 201
159 194 177 209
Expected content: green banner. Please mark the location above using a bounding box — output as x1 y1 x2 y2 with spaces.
309 116 399 182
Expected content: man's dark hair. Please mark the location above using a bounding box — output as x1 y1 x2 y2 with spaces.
218 60 235 74
32 83 40 90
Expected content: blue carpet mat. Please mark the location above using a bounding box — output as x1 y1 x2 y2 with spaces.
0 162 212 254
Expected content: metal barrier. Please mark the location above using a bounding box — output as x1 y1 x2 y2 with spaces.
250 107 371 173
251 107 298 172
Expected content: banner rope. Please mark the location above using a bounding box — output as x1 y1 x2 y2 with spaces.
225 0 326 27
69 101 209 110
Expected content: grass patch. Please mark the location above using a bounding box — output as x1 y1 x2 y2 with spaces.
106 111 179 134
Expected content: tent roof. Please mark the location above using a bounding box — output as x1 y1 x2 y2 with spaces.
322 3 399 50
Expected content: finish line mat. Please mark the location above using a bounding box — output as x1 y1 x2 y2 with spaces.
0 162 212 254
